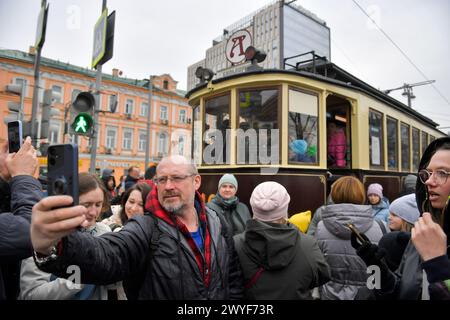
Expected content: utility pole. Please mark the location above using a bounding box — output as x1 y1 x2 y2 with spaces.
145 76 153 169
31 0 49 146
383 80 435 108
90 0 107 174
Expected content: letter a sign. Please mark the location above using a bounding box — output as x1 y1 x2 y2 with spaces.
225 29 252 65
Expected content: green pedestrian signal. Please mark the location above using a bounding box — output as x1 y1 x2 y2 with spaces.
71 113 93 135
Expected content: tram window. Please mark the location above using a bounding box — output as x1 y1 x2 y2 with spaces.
401 123 411 172
387 117 398 170
237 88 279 165
369 109 384 168
288 88 318 164
204 94 230 165
412 127 420 172
192 105 201 164
430 135 435 143
421 131 428 156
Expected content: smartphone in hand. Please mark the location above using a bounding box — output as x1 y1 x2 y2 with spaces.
7 120 23 153
47 144 79 205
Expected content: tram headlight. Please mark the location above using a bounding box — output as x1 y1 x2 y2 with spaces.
245 46 267 64
195 67 215 84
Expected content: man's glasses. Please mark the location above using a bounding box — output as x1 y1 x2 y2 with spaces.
418 169 450 186
153 174 195 186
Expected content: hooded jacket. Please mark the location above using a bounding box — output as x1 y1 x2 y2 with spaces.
234 219 330 299
371 197 390 223
316 203 384 300
37 189 244 300
378 137 450 300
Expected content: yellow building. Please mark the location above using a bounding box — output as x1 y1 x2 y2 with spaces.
0 48 192 181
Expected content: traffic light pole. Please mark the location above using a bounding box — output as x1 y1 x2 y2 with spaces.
31 0 47 147
89 0 107 174
144 76 153 169
30 36 43 147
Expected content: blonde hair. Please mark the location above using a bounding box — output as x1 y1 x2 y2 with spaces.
331 176 366 205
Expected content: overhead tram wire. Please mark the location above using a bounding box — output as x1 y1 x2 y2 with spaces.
351 0 450 107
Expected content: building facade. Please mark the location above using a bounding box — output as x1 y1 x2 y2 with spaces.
0 48 191 180
187 0 330 90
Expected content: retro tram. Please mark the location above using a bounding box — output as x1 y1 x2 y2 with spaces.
186 53 446 215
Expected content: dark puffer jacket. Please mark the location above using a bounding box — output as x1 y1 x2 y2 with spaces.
207 196 251 236
38 208 244 300
0 176 42 300
234 219 330 299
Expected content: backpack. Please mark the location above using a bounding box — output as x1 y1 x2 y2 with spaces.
123 210 233 299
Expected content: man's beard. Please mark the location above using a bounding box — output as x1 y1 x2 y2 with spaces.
162 202 185 215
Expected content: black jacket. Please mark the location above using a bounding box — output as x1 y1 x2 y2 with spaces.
207 196 251 236
377 137 450 299
0 175 42 300
124 175 139 191
234 220 330 299
38 208 244 300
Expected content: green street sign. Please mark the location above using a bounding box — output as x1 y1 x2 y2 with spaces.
72 113 93 134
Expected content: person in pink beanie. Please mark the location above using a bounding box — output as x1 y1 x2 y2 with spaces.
233 181 330 299
367 183 390 223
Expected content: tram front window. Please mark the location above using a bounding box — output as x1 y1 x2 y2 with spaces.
238 88 279 165
288 89 318 164
204 94 230 165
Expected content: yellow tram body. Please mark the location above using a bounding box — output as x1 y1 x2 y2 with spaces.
187 65 445 214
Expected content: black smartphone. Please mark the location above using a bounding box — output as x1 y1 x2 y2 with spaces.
47 144 79 205
8 120 23 153
346 223 370 245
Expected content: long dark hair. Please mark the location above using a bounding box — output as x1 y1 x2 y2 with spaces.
416 137 450 234
79 172 109 219
120 183 151 225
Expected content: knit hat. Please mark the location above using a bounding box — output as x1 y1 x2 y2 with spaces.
250 181 290 222
367 183 383 198
403 174 417 194
378 231 411 271
218 174 238 191
389 193 420 225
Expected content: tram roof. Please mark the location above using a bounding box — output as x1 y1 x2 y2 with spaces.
186 63 440 129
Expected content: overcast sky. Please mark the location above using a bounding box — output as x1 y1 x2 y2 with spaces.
1 0 449 129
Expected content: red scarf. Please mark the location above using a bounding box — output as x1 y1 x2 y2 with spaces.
145 186 212 287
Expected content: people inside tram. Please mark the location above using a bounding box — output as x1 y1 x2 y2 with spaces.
327 119 347 168
367 183 390 223
207 174 251 235
289 138 316 163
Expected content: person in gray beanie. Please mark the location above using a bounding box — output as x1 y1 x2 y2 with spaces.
389 193 420 232
400 174 417 196
233 181 330 299
207 174 251 235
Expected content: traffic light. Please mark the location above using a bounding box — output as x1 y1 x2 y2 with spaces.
40 89 61 139
71 91 95 136
3 83 25 124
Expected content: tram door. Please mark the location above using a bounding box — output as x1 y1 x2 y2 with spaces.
326 95 351 169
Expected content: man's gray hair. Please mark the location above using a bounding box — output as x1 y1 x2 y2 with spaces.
157 155 198 175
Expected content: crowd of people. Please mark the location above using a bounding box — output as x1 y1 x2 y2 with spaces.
0 135 449 300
